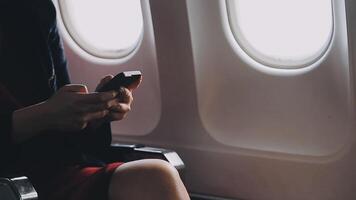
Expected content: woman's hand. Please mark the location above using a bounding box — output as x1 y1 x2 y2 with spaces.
106 86 133 121
12 84 118 143
44 84 118 131
89 75 141 128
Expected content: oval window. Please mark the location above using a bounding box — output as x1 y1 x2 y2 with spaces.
59 0 144 59
226 0 333 69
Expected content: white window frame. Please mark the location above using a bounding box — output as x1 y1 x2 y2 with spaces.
58 0 144 59
226 0 334 69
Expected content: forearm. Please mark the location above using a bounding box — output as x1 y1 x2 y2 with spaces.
12 102 50 144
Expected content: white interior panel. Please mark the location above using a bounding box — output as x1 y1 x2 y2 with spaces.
189 0 352 156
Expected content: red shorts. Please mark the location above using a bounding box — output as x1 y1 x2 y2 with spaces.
26 162 123 200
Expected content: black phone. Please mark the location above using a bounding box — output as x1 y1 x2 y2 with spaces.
98 71 142 92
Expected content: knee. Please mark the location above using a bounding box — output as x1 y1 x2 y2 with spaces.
138 159 181 182
109 159 189 200
111 159 180 186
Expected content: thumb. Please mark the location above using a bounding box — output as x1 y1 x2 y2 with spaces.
127 75 143 91
96 75 114 92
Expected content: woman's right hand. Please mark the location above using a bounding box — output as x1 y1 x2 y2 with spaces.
43 84 118 132
12 84 118 143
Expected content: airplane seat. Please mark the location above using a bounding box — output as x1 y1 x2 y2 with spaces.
0 177 38 200
0 144 185 200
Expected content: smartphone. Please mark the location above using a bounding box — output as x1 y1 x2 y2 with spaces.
98 71 142 92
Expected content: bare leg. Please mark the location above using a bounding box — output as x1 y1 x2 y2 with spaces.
108 159 190 200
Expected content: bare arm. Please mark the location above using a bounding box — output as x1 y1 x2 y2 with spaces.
11 84 118 144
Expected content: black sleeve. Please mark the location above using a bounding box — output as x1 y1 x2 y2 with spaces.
0 84 21 164
0 112 14 151
49 23 71 88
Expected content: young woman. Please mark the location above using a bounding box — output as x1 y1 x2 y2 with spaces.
0 0 190 199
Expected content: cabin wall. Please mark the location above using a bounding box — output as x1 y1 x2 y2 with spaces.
54 0 356 199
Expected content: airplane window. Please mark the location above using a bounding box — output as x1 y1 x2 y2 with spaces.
58 0 143 59
226 0 333 69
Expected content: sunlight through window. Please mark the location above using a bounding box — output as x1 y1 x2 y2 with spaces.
227 0 333 68
59 0 143 58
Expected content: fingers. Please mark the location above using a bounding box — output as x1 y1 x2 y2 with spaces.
108 104 131 121
109 103 131 113
78 91 118 104
77 103 130 127
77 100 112 114
61 84 89 94
117 87 133 104
75 87 132 113
61 81 134 125
76 99 131 125
106 88 133 122
82 110 109 122
96 75 114 92
77 102 130 125
72 110 109 130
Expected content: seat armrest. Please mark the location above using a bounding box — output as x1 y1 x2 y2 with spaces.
0 177 38 200
104 143 185 171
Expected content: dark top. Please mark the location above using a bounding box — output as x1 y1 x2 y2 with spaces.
0 0 111 174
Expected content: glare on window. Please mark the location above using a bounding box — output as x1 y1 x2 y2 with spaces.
59 0 143 58
227 0 333 68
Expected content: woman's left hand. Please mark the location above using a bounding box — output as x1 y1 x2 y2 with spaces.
106 86 133 121
89 74 138 128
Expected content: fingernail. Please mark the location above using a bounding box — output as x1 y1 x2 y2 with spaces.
119 87 125 93
112 91 118 97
